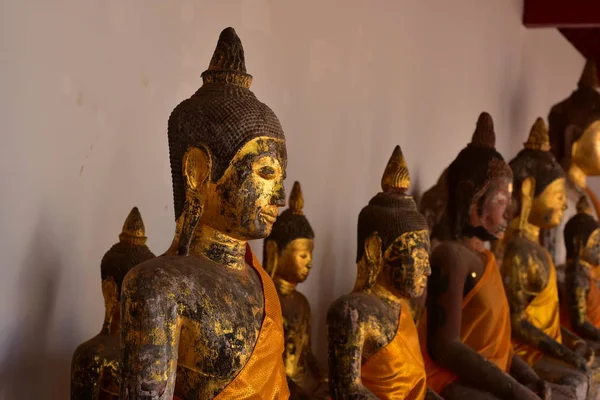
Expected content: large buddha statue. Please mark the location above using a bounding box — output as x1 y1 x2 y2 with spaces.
499 118 590 399
71 207 155 399
420 112 552 400
327 145 441 400
263 181 328 399
119 27 289 399
545 59 600 266
561 195 600 344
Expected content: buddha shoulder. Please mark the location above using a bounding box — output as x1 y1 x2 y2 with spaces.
430 241 471 273
503 236 548 269
327 292 387 328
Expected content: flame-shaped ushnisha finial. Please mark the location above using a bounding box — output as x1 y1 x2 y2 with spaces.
523 117 551 151
470 112 496 149
201 27 253 89
119 207 147 245
577 195 594 216
289 181 304 215
381 145 410 193
578 58 599 89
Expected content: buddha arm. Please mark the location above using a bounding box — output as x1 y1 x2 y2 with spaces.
426 244 521 400
326 302 378 399
425 388 443 400
119 268 180 399
566 262 600 341
503 253 585 369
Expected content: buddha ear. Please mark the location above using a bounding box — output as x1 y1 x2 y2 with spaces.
101 278 119 307
265 240 279 278
178 147 212 256
364 232 383 290
519 177 535 232
183 146 211 193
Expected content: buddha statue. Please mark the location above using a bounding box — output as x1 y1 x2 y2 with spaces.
499 117 591 399
71 207 155 399
327 145 442 400
263 181 328 399
561 195 600 344
419 112 552 400
119 27 289 399
545 59 600 267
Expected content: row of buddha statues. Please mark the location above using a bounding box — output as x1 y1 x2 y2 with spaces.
70 27 600 399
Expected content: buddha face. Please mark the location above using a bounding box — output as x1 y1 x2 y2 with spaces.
529 178 567 229
474 176 513 239
380 230 431 298
202 137 287 240
572 121 600 176
276 238 314 284
582 228 600 266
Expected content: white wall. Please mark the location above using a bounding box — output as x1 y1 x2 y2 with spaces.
0 0 586 398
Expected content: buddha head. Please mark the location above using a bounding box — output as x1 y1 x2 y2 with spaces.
549 59 600 176
167 27 286 254
100 207 155 333
419 167 449 234
355 146 431 299
565 196 600 266
446 112 513 241
264 181 315 286
509 118 567 230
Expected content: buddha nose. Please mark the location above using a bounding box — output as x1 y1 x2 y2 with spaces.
271 182 286 207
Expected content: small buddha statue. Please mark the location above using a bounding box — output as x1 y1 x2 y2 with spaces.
327 145 441 400
71 207 155 399
420 112 552 400
500 117 591 398
561 195 600 344
263 181 328 399
545 59 600 266
119 27 289 399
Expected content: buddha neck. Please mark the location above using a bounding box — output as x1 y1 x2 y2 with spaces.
371 282 403 311
190 224 247 270
461 235 486 253
274 276 297 296
568 163 588 189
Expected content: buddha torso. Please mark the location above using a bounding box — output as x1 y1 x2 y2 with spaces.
502 233 552 299
123 254 265 398
71 334 120 399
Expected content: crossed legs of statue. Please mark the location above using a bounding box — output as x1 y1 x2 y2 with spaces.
533 356 589 400
440 382 501 400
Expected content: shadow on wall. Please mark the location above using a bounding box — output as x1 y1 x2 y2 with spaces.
0 217 73 400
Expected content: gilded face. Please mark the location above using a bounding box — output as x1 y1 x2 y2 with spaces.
277 238 314 284
477 177 513 239
529 178 567 229
582 228 600 266
572 120 600 176
381 230 431 299
202 137 287 240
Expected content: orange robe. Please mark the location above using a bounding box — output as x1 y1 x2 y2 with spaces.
419 249 513 394
361 299 427 400
175 245 289 399
512 259 562 366
561 266 600 330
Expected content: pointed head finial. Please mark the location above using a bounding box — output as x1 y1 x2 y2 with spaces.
289 181 304 215
381 145 410 193
470 112 496 149
201 27 253 88
577 195 593 215
119 207 147 245
524 117 551 151
578 58 599 89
